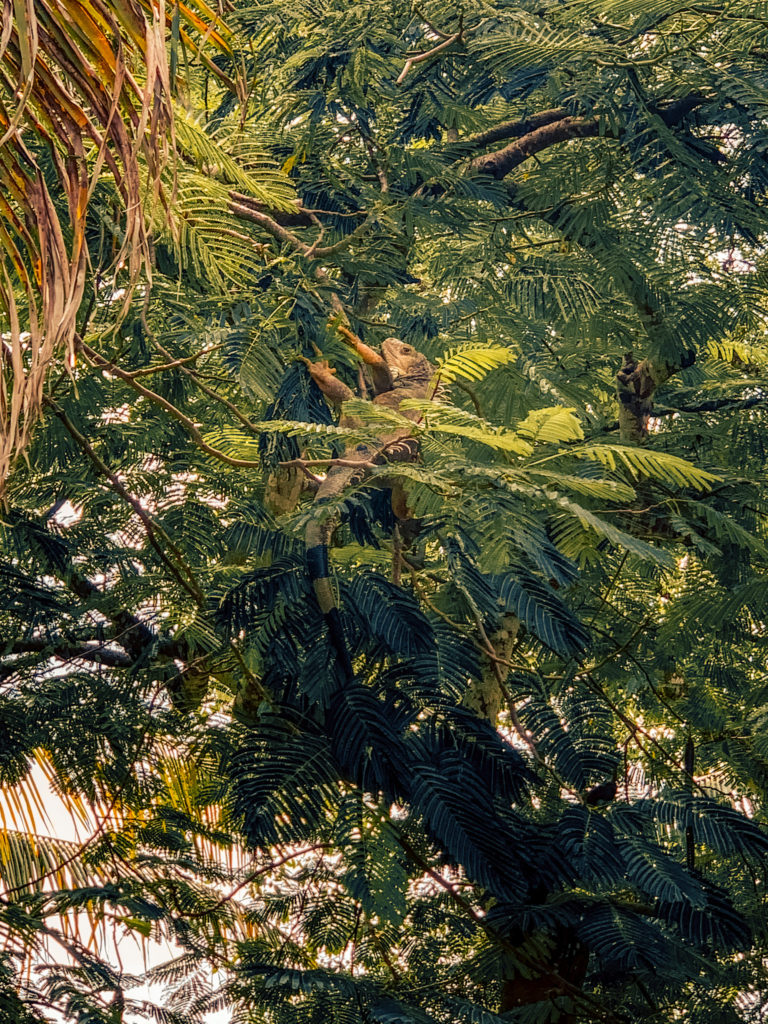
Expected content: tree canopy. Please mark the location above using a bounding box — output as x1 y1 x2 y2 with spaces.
3 1 768 1022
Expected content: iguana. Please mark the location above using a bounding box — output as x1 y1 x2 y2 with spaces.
302 330 433 681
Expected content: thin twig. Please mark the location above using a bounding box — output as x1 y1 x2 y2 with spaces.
186 845 331 918
279 430 415 474
230 195 375 259
126 342 226 377
587 551 628 627
78 339 263 469
281 455 378 471
583 671 705 791
304 211 326 258
396 29 463 85
414 7 453 39
454 379 482 416
43 397 204 604
392 523 402 586
139 318 260 434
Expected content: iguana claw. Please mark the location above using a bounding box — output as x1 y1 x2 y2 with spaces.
297 355 337 375
300 357 351 403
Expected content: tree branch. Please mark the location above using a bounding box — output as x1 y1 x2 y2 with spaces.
397 29 463 85
43 397 205 603
138 313 260 435
62 571 161 663
229 194 375 259
228 199 310 251
413 7 453 40
2 639 134 668
471 116 604 179
126 342 226 377
654 392 768 416
228 192 317 227
185 844 331 919
471 93 707 180
616 349 696 441
461 107 569 152
77 339 264 469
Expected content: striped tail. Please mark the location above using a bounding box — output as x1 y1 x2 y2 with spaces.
305 435 417 683
306 516 355 683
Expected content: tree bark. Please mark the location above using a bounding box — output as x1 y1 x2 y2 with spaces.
471 117 603 179
615 350 695 442
462 108 569 151
469 94 706 180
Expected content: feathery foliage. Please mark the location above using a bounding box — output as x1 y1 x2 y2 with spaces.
3 0 768 1022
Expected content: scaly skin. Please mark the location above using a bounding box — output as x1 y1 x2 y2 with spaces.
304 336 433 681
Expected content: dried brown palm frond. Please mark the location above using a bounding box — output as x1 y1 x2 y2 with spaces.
0 0 237 491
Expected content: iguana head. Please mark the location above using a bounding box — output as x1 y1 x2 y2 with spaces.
381 338 433 381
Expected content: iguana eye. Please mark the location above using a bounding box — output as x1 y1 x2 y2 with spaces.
401 345 413 354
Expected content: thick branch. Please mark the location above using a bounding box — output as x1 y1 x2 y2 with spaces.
10 522 186 666
227 200 309 251
472 116 605 178
2 639 134 668
462 107 569 151
603 388 768 439
471 93 707 179
615 350 695 441
229 195 375 259
655 392 768 416
63 571 159 662
655 93 707 127
228 193 316 227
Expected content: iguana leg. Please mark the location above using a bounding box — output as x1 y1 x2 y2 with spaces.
337 325 386 369
300 357 355 404
336 325 393 393
265 466 308 515
390 482 410 521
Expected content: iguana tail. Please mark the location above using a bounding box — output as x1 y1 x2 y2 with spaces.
306 454 371 684
306 515 355 683
305 436 418 683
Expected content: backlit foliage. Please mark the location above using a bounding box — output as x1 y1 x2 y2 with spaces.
3 1 768 1022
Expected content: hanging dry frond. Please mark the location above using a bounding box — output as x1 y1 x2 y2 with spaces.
0 0 237 492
